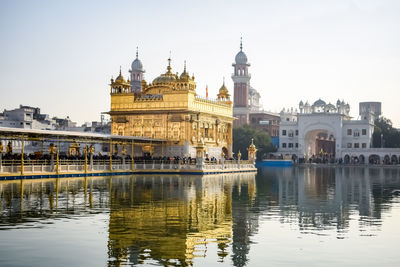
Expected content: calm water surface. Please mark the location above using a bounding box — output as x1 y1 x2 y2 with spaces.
1 167 400 266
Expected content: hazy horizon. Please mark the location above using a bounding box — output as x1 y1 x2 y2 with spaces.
1 0 399 127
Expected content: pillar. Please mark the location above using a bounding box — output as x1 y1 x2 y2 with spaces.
109 139 113 171
0 141 3 173
56 136 59 174
122 145 126 166
20 135 24 176
49 143 55 172
131 140 134 171
195 140 205 169
237 150 242 169
50 154 55 172
84 141 88 174
89 145 94 170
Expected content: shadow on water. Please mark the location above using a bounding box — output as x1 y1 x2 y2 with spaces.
1 167 400 266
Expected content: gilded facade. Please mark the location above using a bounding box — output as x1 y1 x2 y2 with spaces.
108 55 234 158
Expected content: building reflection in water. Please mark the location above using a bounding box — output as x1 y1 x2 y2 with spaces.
0 177 110 225
107 174 256 266
1 167 400 266
259 167 400 237
0 173 257 266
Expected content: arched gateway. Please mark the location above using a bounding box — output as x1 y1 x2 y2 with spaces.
303 130 336 159
300 122 340 160
277 99 387 163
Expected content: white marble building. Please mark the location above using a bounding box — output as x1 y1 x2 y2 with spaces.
277 100 400 164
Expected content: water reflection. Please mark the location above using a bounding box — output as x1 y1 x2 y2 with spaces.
1 167 400 266
0 177 110 228
0 174 257 266
258 167 400 237
107 174 256 266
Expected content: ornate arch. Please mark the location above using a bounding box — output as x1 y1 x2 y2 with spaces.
301 122 339 158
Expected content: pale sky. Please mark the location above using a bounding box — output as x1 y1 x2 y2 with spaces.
1 0 399 126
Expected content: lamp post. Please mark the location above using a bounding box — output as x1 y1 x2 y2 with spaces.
247 138 257 164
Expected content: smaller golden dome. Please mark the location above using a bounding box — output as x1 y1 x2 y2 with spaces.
219 83 228 94
248 138 257 151
217 78 230 100
180 61 190 81
115 67 126 83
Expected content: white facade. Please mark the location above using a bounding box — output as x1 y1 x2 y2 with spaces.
278 100 386 162
0 106 53 129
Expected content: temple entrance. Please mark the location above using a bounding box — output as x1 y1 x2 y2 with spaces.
304 130 335 162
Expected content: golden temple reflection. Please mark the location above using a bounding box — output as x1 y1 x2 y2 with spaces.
107 174 256 266
0 173 257 266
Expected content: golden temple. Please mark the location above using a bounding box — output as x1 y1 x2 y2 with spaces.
108 54 234 159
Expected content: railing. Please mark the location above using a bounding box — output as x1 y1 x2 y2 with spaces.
341 148 400 153
0 158 255 175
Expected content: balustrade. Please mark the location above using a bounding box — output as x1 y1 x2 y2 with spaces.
0 157 254 174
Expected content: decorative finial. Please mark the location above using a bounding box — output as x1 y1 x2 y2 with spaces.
240 37 243 51
167 53 172 72
119 66 122 75
206 85 208 98
184 60 187 72
136 46 138 59
223 76 225 85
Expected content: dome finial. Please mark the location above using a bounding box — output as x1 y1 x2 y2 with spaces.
184 60 187 72
136 46 138 59
223 76 225 85
167 52 172 73
119 66 122 75
240 37 243 51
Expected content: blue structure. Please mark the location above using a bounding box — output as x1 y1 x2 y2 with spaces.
256 160 292 168
271 136 279 148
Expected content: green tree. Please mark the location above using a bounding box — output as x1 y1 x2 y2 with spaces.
372 117 400 148
233 125 276 160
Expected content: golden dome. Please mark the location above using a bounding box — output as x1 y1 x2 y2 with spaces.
217 79 230 100
248 138 257 152
152 58 178 85
115 67 126 83
179 61 191 82
153 73 177 84
219 83 228 94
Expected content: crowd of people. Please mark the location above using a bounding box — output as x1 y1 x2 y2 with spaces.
0 152 204 166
